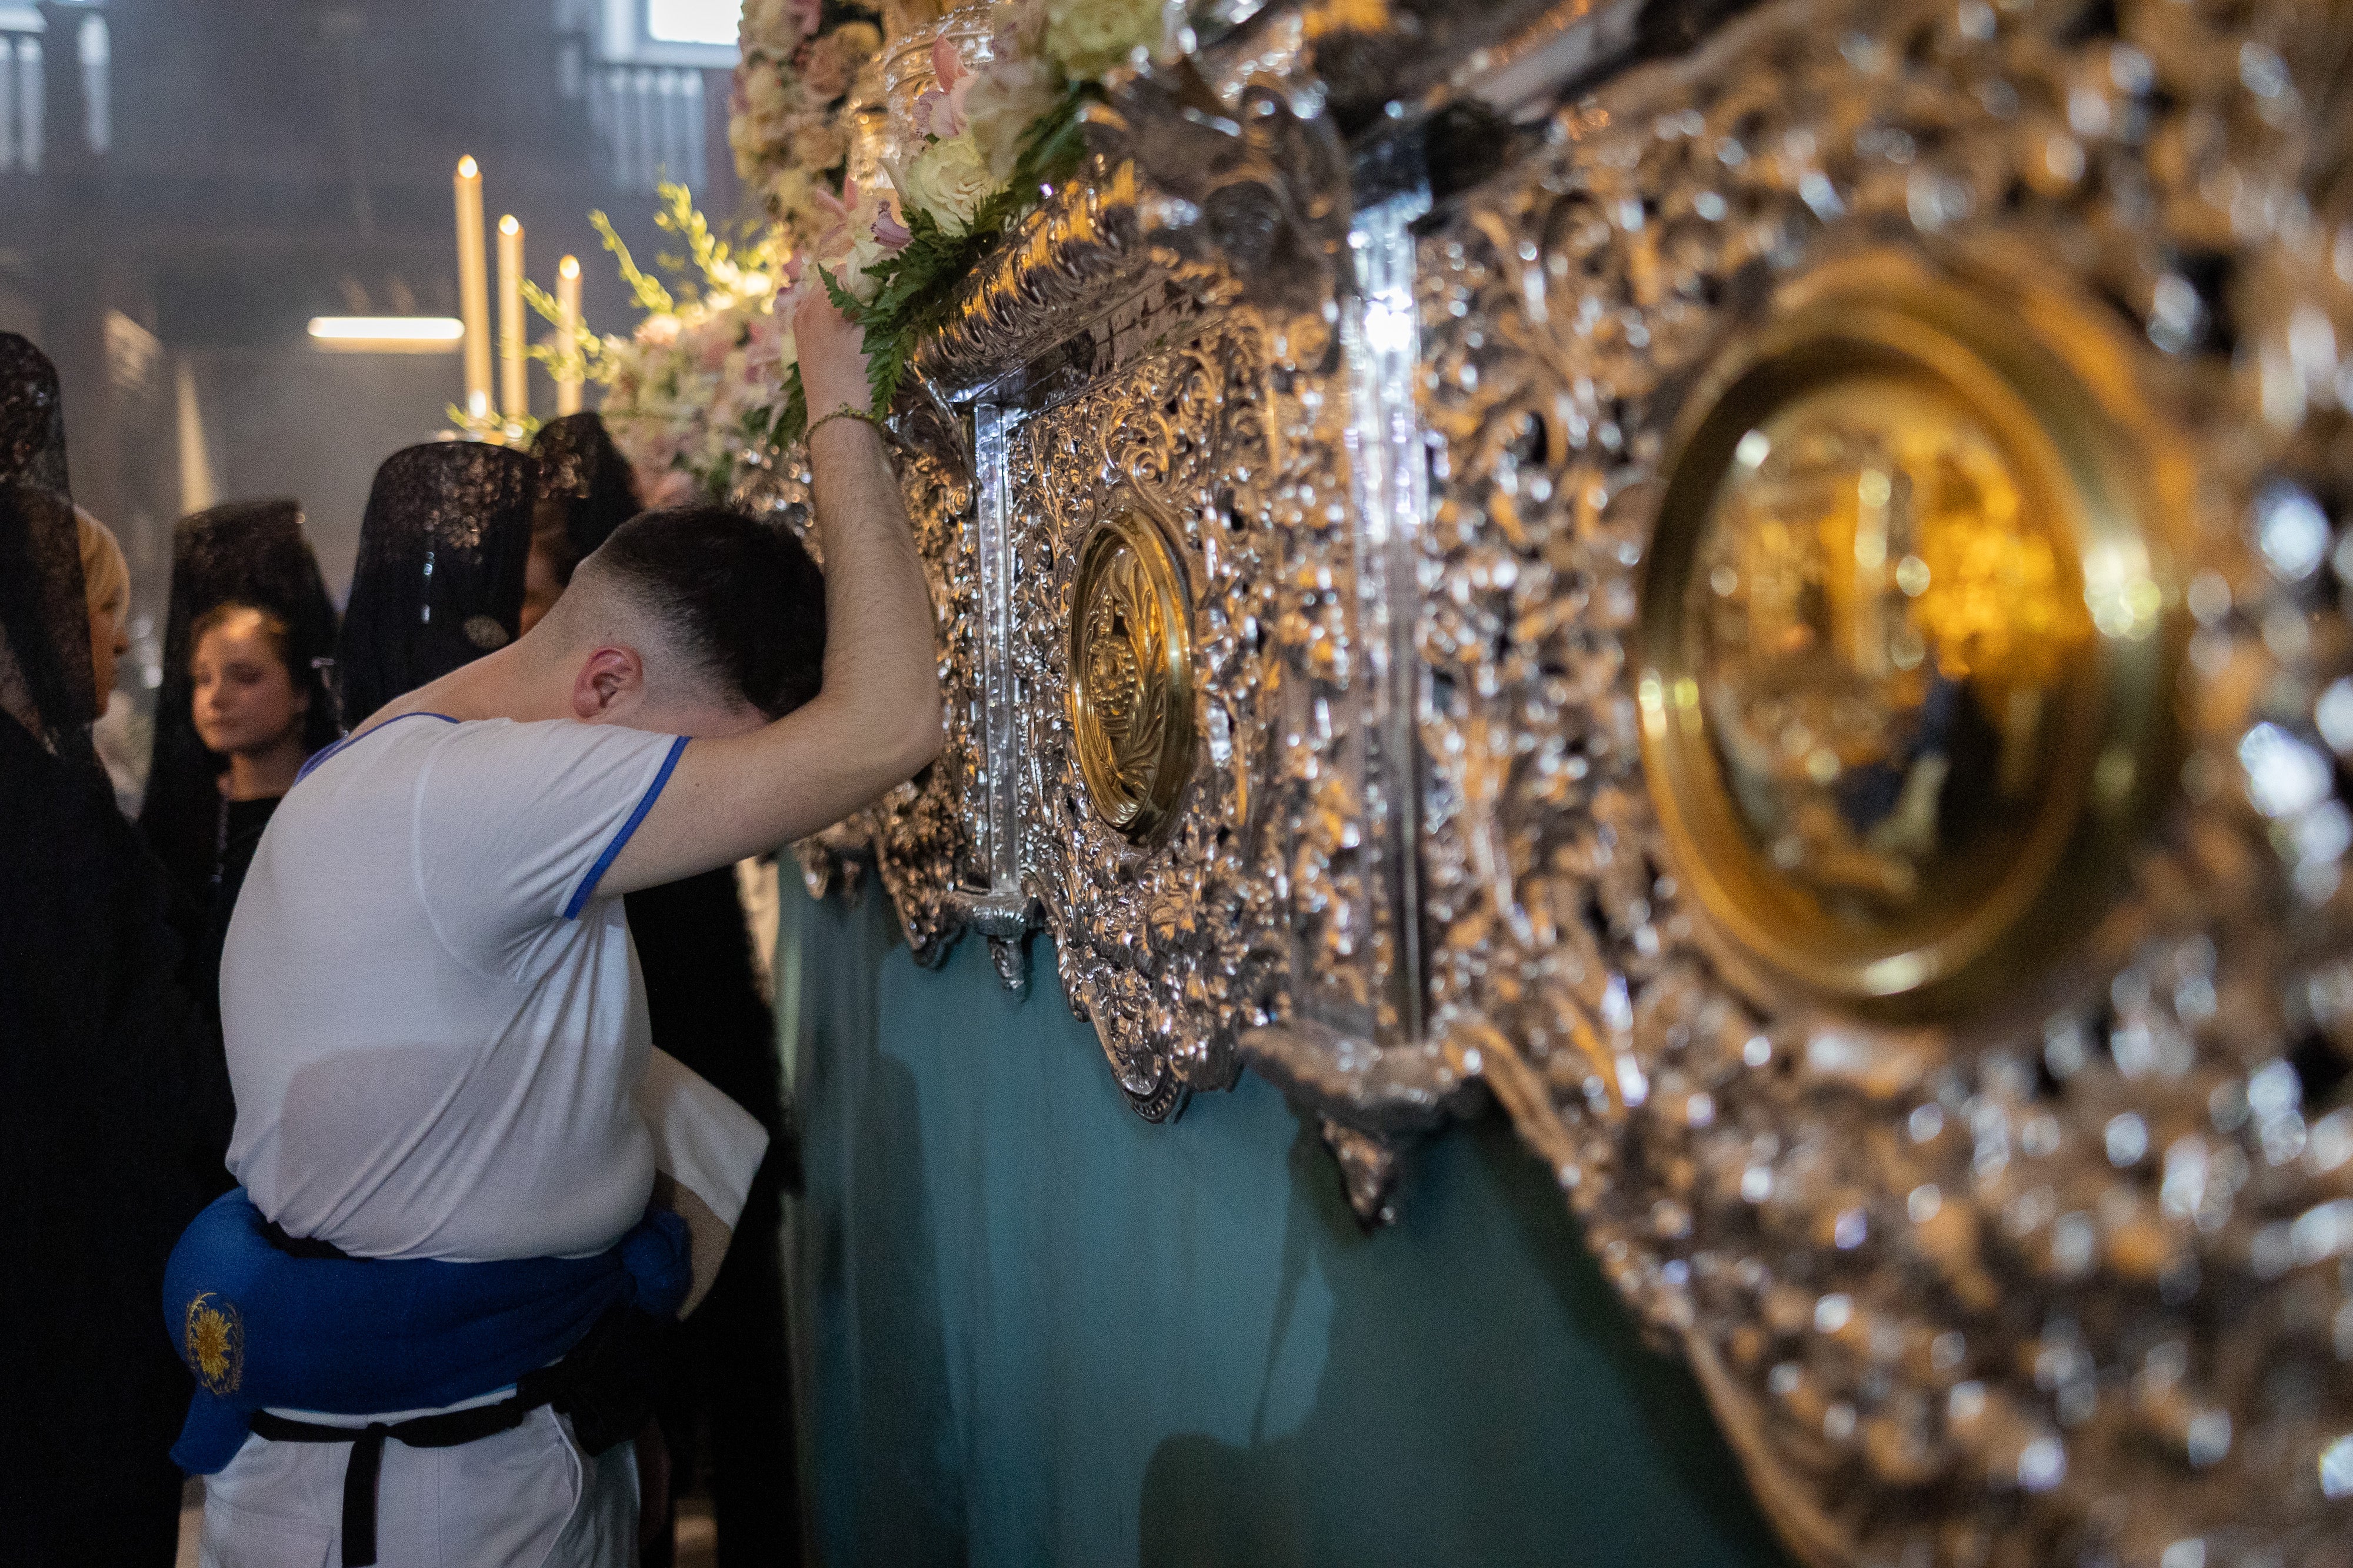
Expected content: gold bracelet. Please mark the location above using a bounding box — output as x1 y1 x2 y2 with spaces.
807 405 881 442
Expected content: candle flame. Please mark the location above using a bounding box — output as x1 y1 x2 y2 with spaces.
498 215 520 235
456 155 478 178
558 255 581 279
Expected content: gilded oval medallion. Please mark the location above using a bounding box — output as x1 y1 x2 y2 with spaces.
1069 504 1198 841
1638 253 2179 1017
183 1291 244 1396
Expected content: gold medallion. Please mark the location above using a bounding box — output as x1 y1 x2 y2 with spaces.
183 1291 244 1396
1638 251 2181 1019
1069 503 1198 841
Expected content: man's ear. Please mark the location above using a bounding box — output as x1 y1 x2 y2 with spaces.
571 645 646 720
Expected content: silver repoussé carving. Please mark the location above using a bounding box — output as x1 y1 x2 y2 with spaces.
1415 0 2353 1560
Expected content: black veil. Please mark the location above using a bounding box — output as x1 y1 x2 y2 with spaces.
0 335 232 1562
531 412 643 579
138 499 342 898
338 441 537 725
0 332 97 770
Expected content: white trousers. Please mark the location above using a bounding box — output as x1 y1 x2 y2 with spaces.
198 1406 636 1568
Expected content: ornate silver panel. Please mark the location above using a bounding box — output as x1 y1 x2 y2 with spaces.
1237 188 1479 1219
1008 318 1291 1118
865 394 983 968
1416 0 2353 1562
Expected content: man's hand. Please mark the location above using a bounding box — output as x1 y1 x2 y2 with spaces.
649 1170 732 1319
796 285 871 422
602 285 943 890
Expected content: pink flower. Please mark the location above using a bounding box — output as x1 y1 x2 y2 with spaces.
872 208 913 251
932 35 969 93
914 36 975 138
795 34 854 101
808 178 862 261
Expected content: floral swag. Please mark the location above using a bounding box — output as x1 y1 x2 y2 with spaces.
515 0 1162 505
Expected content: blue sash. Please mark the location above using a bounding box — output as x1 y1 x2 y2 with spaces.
163 1189 689 1473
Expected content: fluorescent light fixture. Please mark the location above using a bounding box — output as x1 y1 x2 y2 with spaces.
646 0 738 46
307 316 466 353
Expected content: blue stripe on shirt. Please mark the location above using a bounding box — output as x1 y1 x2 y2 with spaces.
562 734 688 920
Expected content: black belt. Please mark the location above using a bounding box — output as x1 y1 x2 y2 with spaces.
248 1225 663 1568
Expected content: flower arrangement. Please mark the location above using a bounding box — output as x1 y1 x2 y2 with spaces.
475 0 1174 502
730 0 885 249
764 0 1169 439
525 183 795 504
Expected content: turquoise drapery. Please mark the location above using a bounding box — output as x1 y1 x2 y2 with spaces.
775 872 1795 1568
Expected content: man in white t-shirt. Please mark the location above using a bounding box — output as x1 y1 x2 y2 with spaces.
199 292 939 1567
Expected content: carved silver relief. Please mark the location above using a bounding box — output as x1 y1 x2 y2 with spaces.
1009 319 1292 1118
864 390 985 968
1416 0 2353 1562
1237 188 1481 1220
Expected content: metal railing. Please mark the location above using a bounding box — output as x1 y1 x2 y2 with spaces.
586 62 706 194
0 9 109 174
0 31 41 171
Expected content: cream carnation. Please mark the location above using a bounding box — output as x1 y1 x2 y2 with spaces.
1043 0 1163 80
837 220 903 301
899 134 994 234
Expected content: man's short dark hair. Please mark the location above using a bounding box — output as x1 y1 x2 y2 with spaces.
589 505 825 720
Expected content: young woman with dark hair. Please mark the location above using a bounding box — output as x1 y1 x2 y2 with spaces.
179 599 315 1026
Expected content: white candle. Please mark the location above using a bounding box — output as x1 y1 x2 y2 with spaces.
497 214 526 423
556 255 583 416
454 157 491 418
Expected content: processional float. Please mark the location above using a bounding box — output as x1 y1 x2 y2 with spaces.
729 0 2353 1560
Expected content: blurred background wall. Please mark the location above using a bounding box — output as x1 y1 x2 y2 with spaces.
0 0 745 718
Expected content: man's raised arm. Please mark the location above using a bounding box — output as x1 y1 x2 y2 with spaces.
604 292 942 891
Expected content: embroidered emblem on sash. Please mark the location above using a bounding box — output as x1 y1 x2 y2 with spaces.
183 1292 244 1395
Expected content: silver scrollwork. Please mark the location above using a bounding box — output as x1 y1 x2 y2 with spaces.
1415 0 2353 1559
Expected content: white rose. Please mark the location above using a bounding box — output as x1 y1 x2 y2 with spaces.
837 230 894 301
899 134 995 235
1043 0 1163 80
964 55 1062 182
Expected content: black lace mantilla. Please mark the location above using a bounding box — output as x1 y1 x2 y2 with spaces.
0 333 95 765
139 499 343 892
338 441 537 725
530 412 642 576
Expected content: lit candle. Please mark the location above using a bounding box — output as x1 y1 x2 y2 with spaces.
555 255 582 416
497 214 526 423
454 157 491 419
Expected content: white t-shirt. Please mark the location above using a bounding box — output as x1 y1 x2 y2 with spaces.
221 712 764 1263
